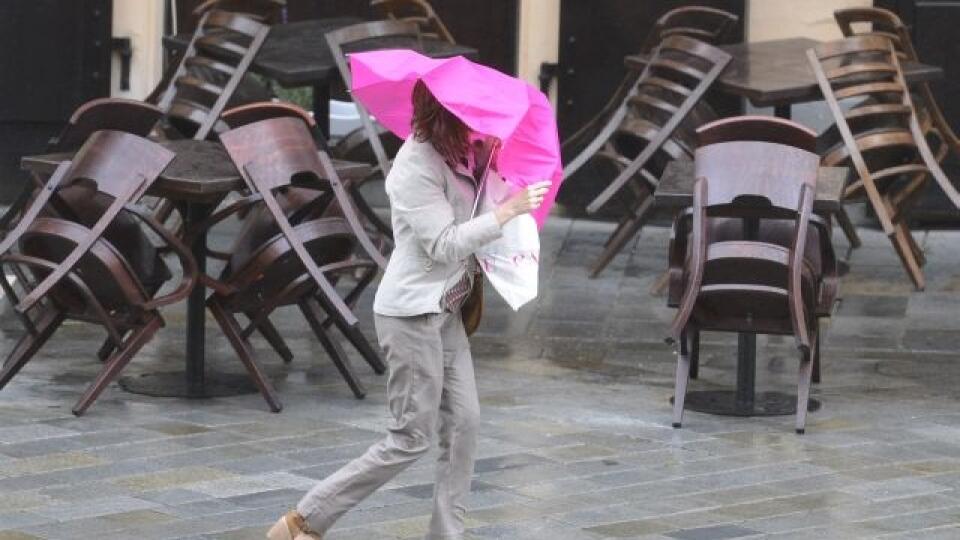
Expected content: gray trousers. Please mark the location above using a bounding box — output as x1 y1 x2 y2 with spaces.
297 311 480 539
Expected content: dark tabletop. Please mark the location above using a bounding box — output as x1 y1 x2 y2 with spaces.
655 160 847 213
624 37 943 108
164 17 479 87
21 139 372 203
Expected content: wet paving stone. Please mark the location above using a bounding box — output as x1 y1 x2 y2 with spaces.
0 219 958 538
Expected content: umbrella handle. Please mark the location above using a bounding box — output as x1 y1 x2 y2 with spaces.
471 138 502 219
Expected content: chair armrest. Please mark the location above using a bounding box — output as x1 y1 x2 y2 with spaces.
122 204 198 310
668 179 707 343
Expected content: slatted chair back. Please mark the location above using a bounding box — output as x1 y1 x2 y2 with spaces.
326 20 422 177
834 6 960 166
834 7 916 60
221 101 317 131
696 115 817 152
155 10 270 140
641 5 740 53
370 0 455 44
580 35 731 214
809 35 958 289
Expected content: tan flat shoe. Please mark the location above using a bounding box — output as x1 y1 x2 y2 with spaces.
266 510 321 540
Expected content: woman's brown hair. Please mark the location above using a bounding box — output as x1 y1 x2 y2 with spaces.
411 80 470 166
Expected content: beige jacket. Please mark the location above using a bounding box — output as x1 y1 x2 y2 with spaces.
373 137 503 317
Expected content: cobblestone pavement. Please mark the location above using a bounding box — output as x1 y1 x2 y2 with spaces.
1 213 959 539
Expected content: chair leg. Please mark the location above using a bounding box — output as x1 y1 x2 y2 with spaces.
72 316 162 416
208 299 283 413
316 294 386 375
812 327 821 384
672 329 692 429
300 298 366 399
246 312 294 363
795 329 818 435
889 227 925 291
589 195 654 278
350 183 393 240
689 328 700 380
833 207 861 249
0 310 64 390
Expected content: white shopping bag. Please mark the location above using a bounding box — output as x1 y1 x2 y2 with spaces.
471 145 540 311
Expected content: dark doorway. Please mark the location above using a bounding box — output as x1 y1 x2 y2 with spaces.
555 0 746 214
0 0 113 201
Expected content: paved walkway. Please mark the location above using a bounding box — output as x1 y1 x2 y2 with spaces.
0 214 959 539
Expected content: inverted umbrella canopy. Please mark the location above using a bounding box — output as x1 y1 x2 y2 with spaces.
349 49 563 227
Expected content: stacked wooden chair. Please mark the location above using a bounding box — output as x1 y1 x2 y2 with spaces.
835 7 960 165
562 6 739 180
667 116 838 434
371 0 455 44
0 131 198 415
809 35 960 290
191 116 386 410
152 9 270 141
325 20 424 238
563 35 732 276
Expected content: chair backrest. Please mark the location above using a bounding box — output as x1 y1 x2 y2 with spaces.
220 117 386 265
571 36 731 215
370 0 455 44
156 10 270 140
696 115 817 153
326 20 422 177
0 131 174 314
834 7 917 61
808 35 960 232
49 98 164 152
193 0 286 23
641 5 739 53
695 140 819 215
566 35 730 181
221 101 316 130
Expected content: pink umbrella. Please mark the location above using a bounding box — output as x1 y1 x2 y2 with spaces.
349 49 562 227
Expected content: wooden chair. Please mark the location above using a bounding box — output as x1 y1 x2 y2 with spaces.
154 9 270 141
0 131 198 415
325 20 423 237
562 6 738 175
668 116 836 433
563 36 731 277
834 7 960 165
217 103 387 363
809 35 960 290
370 0 456 44
193 117 386 408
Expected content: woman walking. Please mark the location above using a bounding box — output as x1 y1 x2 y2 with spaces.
268 80 551 540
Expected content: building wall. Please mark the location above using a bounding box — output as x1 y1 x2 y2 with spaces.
111 0 164 99
517 0 560 97
747 0 871 41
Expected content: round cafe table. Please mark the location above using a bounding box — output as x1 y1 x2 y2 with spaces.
21 139 371 398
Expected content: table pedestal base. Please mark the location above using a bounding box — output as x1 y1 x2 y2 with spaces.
673 391 821 417
119 372 257 399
